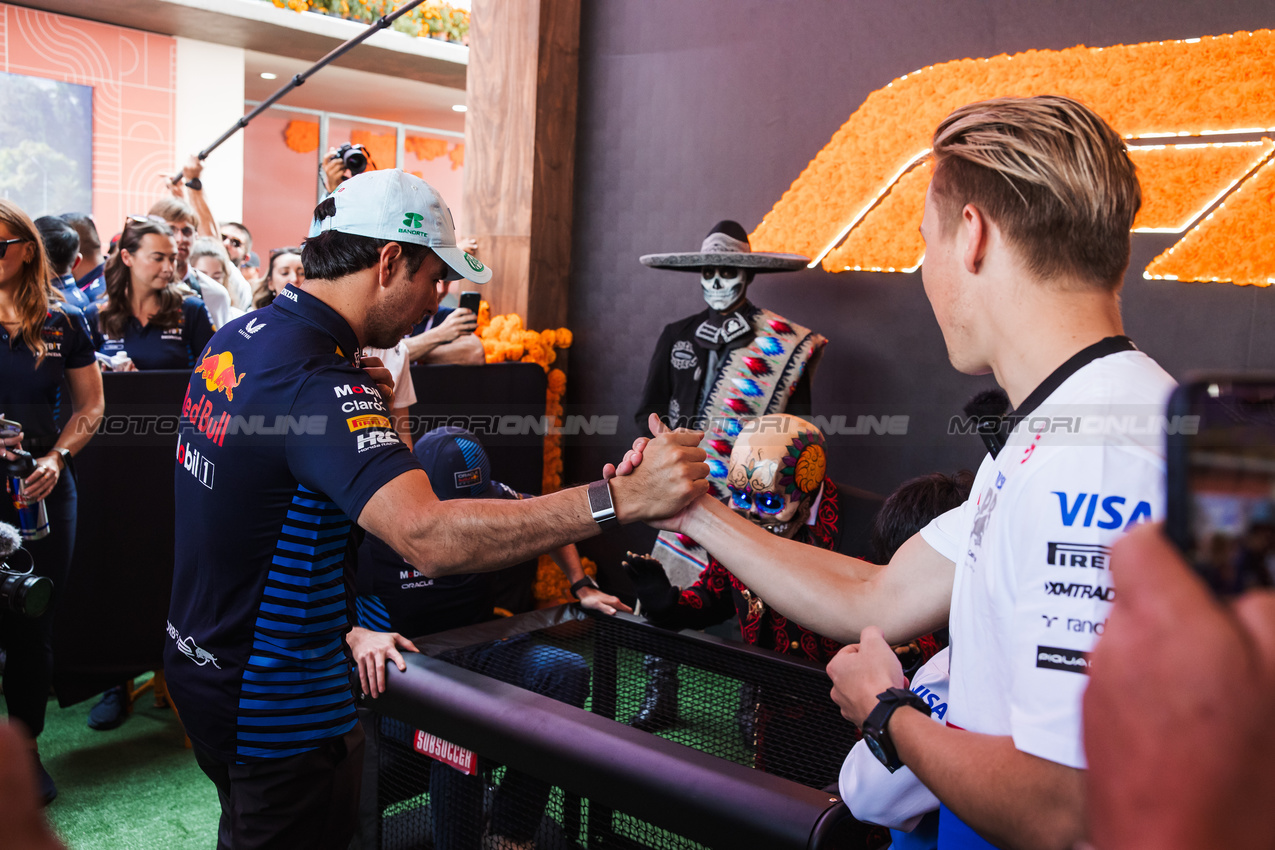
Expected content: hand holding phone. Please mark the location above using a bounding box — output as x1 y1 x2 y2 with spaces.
458 291 481 316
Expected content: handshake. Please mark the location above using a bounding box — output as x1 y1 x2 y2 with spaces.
599 413 710 529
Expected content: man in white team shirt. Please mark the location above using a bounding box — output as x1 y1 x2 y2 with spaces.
614 95 1173 849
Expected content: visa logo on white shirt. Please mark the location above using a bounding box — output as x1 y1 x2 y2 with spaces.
1052 492 1152 531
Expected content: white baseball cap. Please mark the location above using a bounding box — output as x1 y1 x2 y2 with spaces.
307 169 491 284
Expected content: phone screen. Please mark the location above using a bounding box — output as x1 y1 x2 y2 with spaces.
458 292 481 315
1168 377 1275 595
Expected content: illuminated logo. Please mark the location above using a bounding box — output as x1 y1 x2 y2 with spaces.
347 414 391 432
195 351 244 401
751 30 1275 285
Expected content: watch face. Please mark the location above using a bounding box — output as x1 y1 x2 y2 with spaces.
865 735 889 766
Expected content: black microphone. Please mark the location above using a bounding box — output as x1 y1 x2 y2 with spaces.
964 389 1010 458
0 520 51 618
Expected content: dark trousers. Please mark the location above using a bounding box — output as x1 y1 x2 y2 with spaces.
0 470 76 739
193 726 365 850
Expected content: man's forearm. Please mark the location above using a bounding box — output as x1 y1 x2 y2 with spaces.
678 496 948 643
890 710 1086 850
403 486 598 577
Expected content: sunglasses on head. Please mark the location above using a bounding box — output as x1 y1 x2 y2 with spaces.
0 238 27 259
127 215 194 238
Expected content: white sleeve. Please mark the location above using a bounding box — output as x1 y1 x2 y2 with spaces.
225 265 255 312
839 649 949 829
191 271 237 329
392 341 417 409
919 502 966 563
1007 445 1163 769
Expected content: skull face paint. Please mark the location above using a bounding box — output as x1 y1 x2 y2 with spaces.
701 266 750 312
725 414 827 538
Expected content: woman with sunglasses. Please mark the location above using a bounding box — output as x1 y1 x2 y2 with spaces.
0 199 105 805
252 247 305 310
85 219 214 371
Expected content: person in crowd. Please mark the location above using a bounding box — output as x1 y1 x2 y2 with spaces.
83 219 214 372
189 237 254 313
58 213 106 302
354 427 629 850
252 247 305 310
362 337 417 446
0 199 105 805
163 168 708 848
219 221 253 272
32 217 89 311
838 470 976 850
613 95 1170 850
146 197 237 328
402 296 483 365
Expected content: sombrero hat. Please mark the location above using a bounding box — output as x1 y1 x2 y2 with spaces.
640 220 809 272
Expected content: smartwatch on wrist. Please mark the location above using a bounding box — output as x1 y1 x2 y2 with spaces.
570 576 599 597
52 447 71 470
587 480 619 531
861 687 931 773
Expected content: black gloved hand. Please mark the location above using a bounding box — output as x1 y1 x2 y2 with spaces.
620 552 681 623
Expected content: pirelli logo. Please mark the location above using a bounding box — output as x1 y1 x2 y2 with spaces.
347 414 391 432
1046 542 1111 570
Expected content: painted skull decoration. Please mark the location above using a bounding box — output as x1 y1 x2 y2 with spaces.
700 265 753 312
724 414 827 538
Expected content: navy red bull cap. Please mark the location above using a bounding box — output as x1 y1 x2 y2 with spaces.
414 427 501 501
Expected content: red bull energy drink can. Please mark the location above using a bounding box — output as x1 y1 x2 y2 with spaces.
6 476 49 542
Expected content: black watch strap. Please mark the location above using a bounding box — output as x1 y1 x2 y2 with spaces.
862 687 931 773
570 576 598 597
587 480 619 531
184 177 203 191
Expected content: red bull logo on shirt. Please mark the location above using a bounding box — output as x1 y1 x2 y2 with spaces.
195 350 245 401
182 384 231 447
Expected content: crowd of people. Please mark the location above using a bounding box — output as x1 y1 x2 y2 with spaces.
1 97 1274 850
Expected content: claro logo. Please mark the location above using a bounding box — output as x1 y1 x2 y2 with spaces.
750 30 1275 285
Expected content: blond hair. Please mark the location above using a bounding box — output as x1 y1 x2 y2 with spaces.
930 95 1141 289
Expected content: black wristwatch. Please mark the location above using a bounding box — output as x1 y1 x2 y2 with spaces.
570 576 598 597
52 447 72 470
587 480 619 531
861 687 931 773
184 177 203 191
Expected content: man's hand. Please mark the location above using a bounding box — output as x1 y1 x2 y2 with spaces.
360 355 395 410
576 585 632 616
434 307 478 343
322 149 350 193
827 626 909 726
1084 524 1275 850
182 154 203 184
346 626 420 698
602 413 667 480
607 428 709 524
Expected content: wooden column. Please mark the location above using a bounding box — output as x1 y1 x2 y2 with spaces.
463 0 580 330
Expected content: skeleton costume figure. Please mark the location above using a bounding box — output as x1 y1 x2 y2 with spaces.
635 221 827 587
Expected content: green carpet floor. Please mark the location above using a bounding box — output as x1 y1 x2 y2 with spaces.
18 678 220 849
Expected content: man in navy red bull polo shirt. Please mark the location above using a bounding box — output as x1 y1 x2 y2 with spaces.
165 169 710 849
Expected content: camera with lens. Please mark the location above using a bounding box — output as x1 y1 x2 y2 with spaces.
0 522 51 619
330 143 370 177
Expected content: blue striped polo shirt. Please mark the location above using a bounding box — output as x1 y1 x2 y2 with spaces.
164 284 421 762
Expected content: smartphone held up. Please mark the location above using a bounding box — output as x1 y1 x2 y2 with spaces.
1167 375 1275 596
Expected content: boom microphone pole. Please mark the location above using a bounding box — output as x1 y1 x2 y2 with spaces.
170 0 431 182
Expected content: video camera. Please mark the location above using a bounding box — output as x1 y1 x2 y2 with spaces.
0 521 51 619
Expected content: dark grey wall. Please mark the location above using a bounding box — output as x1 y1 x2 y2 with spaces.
563 0 1275 577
